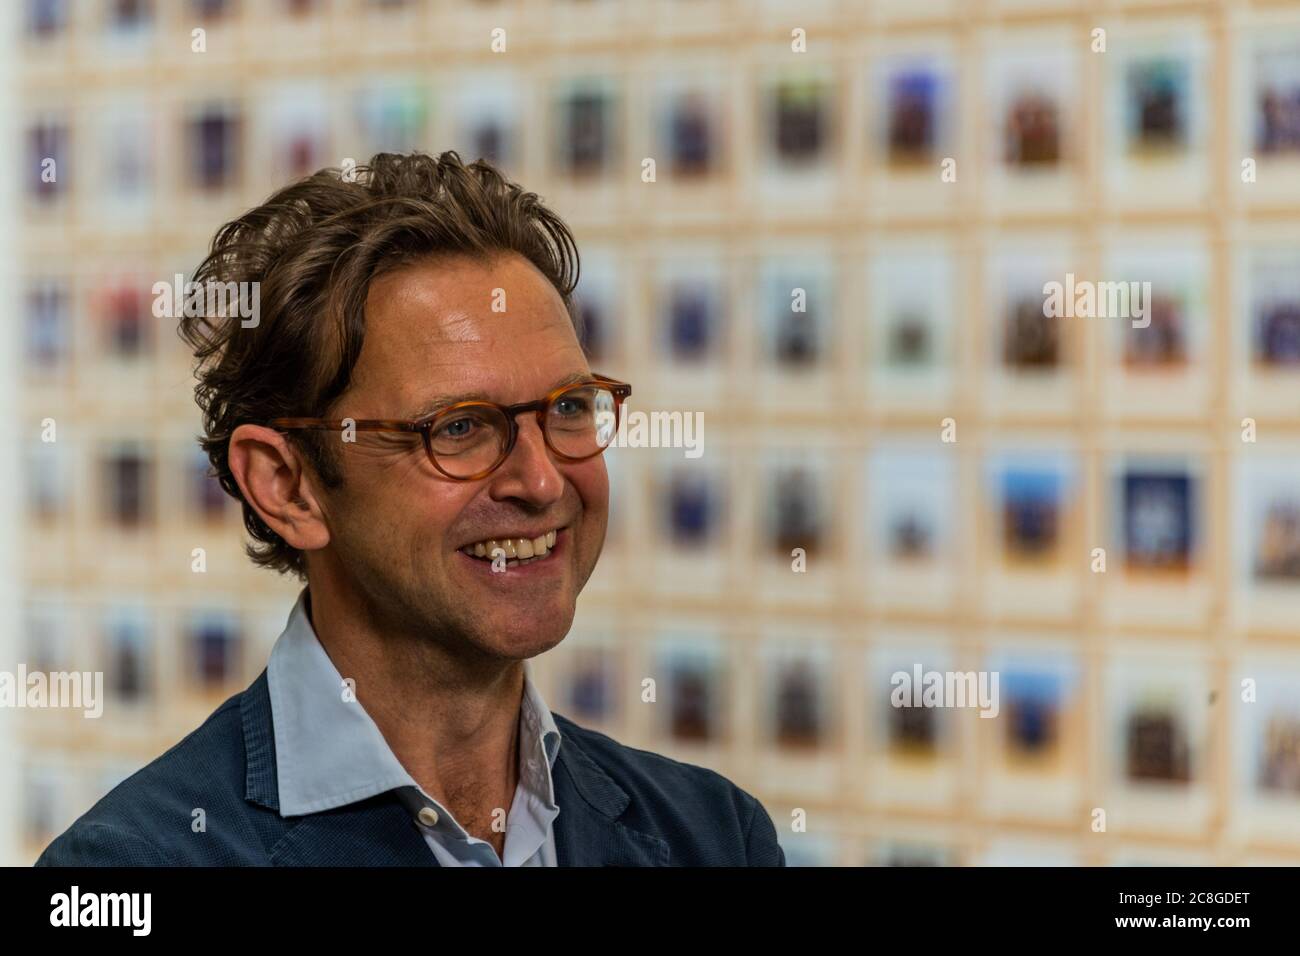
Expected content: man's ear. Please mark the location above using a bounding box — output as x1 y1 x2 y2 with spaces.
227 424 332 553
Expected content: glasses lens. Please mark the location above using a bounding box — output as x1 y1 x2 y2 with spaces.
547 385 618 459
428 405 510 478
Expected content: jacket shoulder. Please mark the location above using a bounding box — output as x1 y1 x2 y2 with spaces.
36 683 265 866
552 713 785 866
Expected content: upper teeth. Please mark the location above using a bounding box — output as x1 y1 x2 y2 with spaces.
461 529 558 560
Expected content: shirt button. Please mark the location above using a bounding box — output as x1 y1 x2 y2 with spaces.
417 806 439 827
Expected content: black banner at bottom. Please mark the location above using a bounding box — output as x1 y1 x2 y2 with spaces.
4 865 1277 942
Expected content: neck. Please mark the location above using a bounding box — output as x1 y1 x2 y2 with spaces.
302 582 524 812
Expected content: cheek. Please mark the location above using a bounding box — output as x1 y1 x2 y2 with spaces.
355 466 469 552
569 459 610 517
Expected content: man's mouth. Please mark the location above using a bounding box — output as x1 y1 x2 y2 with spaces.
458 528 561 568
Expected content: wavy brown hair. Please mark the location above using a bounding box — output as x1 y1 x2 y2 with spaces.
179 150 584 579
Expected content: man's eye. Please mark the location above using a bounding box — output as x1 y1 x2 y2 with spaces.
436 417 479 440
555 396 590 416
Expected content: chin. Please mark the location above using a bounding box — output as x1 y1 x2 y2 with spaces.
473 607 573 660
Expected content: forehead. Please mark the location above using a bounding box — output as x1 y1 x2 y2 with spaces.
352 251 588 409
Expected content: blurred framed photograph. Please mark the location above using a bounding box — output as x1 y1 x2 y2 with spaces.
23 275 71 374
864 640 962 812
989 450 1076 570
756 446 837 602
1247 244 1300 370
185 445 228 524
864 444 958 610
865 43 959 213
97 273 152 363
100 604 154 710
1254 694 1300 794
89 93 154 223
754 249 838 412
876 55 953 170
652 633 729 757
1232 239 1300 416
183 98 243 195
653 249 728 383
1003 285 1061 372
1100 240 1211 419
1233 451 1300 632
1125 57 1191 159
24 438 66 530
550 74 622 180
98 438 153 532
22 762 68 851
761 642 833 751
1121 467 1196 577
183 608 243 695
1253 37 1300 158
25 110 68 206
984 239 1080 417
558 639 624 732
447 70 522 175
1105 27 1209 206
650 454 730 597
760 67 834 173
1102 447 1211 628
982 447 1080 620
1105 650 1212 835
1249 491 1300 582
755 637 839 798
350 78 427 159
261 83 331 186
657 460 724 552
981 646 1083 822
571 245 624 367
1233 657 1300 847
866 245 956 410
757 254 832 373
653 70 728 182
25 0 69 40
1240 27 1300 205
24 598 76 676
1000 664 1072 768
751 441 842 603
982 33 1081 213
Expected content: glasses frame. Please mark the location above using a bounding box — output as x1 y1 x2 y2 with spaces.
268 374 632 482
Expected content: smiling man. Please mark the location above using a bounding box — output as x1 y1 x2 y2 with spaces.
36 150 783 867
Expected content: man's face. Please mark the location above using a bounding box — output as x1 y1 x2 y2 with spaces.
312 252 609 661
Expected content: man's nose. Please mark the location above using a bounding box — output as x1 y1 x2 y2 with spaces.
486 414 565 507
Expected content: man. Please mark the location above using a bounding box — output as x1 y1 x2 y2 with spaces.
37 150 784 867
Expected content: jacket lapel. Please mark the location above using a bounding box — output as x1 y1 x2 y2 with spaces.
552 721 670 867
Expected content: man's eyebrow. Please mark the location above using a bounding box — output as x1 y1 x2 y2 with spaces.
404 370 593 420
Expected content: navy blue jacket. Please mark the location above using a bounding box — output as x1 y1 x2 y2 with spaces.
36 671 785 867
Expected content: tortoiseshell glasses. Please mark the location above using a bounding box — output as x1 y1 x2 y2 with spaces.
268 375 632 481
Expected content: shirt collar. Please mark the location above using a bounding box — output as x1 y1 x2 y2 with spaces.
266 588 562 819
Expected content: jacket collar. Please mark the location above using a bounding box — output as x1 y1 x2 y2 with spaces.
243 671 444 866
